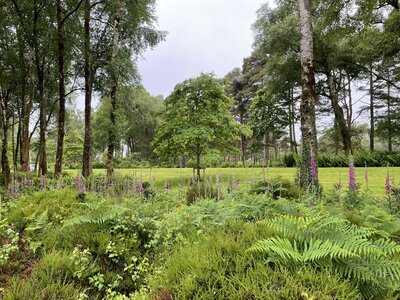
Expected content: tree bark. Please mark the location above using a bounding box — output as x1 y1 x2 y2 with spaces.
326 70 352 156
0 86 11 187
290 90 298 154
369 66 374 151
38 66 47 176
82 0 93 179
387 82 392 152
196 151 201 182
263 132 270 162
107 0 121 178
55 0 66 176
21 56 35 172
298 0 318 188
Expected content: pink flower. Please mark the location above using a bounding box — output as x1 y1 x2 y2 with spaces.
310 157 317 182
348 162 357 190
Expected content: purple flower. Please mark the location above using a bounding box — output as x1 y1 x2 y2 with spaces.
22 178 27 190
348 162 357 190
310 157 317 182
40 175 46 189
76 174 84 193
139 179 144 193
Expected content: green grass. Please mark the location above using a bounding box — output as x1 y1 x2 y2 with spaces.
65 167 399 197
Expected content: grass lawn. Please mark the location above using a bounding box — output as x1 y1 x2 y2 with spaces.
66 167 400 197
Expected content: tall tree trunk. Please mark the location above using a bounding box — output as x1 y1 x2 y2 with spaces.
387 83 392 152
54 0 83 176
38 67 47 176
298 0 318 188
55 0 66 176
369 66 374 151
0 86 11 187
290 90 298 154
107 0 121 178
263 132 270 162
21 57 34 172
288 90 294 153
347 75 353 155
196 149 201 182
239 113 246 164
326 70 352 156
82 0 93 178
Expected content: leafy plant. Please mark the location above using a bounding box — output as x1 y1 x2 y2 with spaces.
248 212 400 298
149 222 360 300
249 176 301 199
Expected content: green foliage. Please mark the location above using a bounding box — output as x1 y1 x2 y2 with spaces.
282 152 298 167
0 222 19 267
2 250 83 300
318 152 400 167
185 180 220 204
249 177 301 199
153 73 245 170
388 187 400 215
62 200 131 227
248 212 400 298
149 222 360 300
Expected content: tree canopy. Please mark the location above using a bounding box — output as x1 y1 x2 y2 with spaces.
153 73 246 179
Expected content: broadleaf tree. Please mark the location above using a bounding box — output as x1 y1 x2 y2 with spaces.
153 73 246 181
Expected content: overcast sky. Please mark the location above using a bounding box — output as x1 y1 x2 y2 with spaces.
137 0 272 97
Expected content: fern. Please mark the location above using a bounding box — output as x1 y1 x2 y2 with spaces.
63 200 131 227
25 210 49 234
249 213 400 298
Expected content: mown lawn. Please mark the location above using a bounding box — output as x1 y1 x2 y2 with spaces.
66 167 400 197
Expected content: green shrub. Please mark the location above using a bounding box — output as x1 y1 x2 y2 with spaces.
2 250 83 300
249 176 302 199
185 180 220 204
149 222 360 300
282 152 298 167
248 212 400 298
7 189 83 231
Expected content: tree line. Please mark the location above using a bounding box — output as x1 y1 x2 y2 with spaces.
0 0 165 186
0 0 399 188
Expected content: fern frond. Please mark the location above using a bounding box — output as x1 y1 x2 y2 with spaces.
247 237 302 263
25 209 49 233
63 203 131 227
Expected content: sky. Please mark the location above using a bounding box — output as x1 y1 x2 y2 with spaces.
137 0 271 98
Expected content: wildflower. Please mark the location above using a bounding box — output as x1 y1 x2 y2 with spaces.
348 162 357 190
40 175 46 189
22 178 27 190
139 179 144 193
76 174 84 193
310 156 317 182
364 163 369 186
385 168 392 196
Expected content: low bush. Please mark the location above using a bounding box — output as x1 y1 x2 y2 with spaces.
248 211 400 298
249 176 302 199
2 250 83 300
185 180 220 204
149 222 360 300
